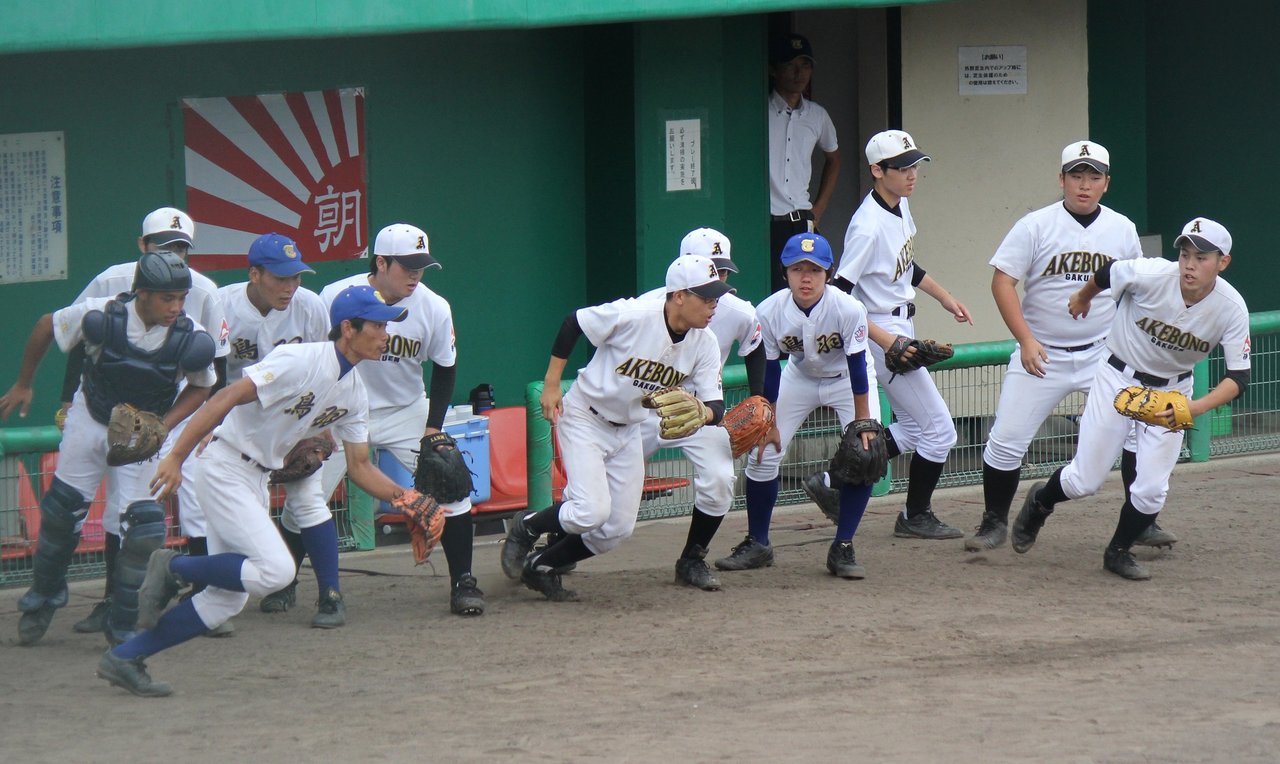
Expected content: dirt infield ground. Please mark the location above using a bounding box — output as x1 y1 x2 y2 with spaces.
2 452 1279 763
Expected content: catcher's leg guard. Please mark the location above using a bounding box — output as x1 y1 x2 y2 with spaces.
19 478 88 610
107 501 168 639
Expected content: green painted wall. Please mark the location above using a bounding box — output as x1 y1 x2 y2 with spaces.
1086 0 1148 232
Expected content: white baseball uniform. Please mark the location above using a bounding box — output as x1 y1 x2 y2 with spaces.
1059 258 1250 513
745 287 878 482
558 297 721 554
190 342 370 628
219 282 332 530
51 298 217 536
77 262 230 537
637 288 762 517
316 275 468 517
837 192 955 463
984 203 1143 470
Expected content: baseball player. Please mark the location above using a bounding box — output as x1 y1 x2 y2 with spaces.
317 223 482 617
1012 217 1249 580
217 233 340 626
635 228 765 590
714 233 882 578
966 141 1148 552
96 285 415 697
0 251 216 646
768 32 840 292
500 254 727 601
823 130 973 540
62 207 232 638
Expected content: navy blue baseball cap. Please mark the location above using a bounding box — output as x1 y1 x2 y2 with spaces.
329 285 407 325
780 233 833 269
771 33 815 65
249 233 315 277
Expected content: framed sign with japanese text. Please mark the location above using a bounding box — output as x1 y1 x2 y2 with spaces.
0 131 68 284
182 87 367 270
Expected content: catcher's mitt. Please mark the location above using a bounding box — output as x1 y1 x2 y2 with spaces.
642 387 709 440
269 434 335 485
884 335 953 378
414 432 475 503
722 395 775 458
106 403 168 466
394 489 444 564
1113 386 1194 431
828 419 889 487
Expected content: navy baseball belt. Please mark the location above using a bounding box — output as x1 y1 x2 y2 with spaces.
891 303 916 318
210 436 271 472
588 406 626 427
771 210 813 222
1048 340 1101 353
1107 354 1192 387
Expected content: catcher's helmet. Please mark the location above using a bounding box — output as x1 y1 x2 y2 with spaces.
133 250 192 292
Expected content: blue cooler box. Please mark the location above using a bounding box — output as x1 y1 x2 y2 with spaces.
375 408 492 514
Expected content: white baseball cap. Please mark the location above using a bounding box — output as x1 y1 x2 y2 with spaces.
866 130 930 168
141 207 195 247
1174 217 1232 256
1061 140 1110 174
680 227 737 273
373 223 440 270
666 254 735 299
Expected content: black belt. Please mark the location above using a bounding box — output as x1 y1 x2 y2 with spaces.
891 303 916 318
211 436 270 472
770 210 812 223
589 406 625 427
1107 354 1192 387
1048 341 1098 353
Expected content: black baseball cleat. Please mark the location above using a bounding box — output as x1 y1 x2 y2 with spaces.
964 512 1009 551
826 540 866 579
97 650 172 698
674 545 721 591
18 603 57 647
450 574 486 616
520 556 578 602
74 598 111 633
137 549 185 630
713 535 775 571
501 513 539 580
802 472 841 526
893 508 964 540
1011 482 1052 554
1133 521 1178 549
259 580 298 613
1103 546 1152 580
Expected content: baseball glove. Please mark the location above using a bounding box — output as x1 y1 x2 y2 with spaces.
722 395 775 458
269 434 335 485
106 403 169 466
642 387 709 440
1113 386 1195 431
414 432 475 503
828 419 889 487
394 489 444 564
884 335 953 376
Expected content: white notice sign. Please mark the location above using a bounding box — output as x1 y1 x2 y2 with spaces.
665 119 702 192
0 131 68 284
958 46 1028 95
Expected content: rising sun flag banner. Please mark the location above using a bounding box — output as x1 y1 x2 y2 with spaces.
182 87 367 270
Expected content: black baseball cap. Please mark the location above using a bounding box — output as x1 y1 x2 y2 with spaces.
770 33 815 65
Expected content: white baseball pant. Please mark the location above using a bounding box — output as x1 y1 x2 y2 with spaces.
56 395 154 537
556 392 646 555
640 415 734 517
868 312 957 463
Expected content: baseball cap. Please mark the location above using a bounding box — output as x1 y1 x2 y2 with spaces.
373 223 440 271
329 285 408 325
770 33 815 65
248 233 315 277
1174 217 1232 256
680 227 737 274
141 207 196 248
866 130 930 169
1061 140 1110 174
780 232 834 269
666 254 735 299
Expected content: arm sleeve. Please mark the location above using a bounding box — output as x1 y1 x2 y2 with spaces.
61 342 86 403
1224 368 1250 398
764 358 782 404
704 400 725 426
551 313 583 358
744 344 767 397
910 264 927 287
831 275 856 295
427 362 457 430
209 356 228 395
846 350 869 395
1094 259 1116 289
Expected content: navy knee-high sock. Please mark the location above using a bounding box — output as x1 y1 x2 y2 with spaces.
835 483 873 541
112 598 209 659
744 477 779 545
300 519 340 593
170 553 248 592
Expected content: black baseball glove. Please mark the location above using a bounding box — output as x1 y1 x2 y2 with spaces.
828 419 888 487
884 335 953 377
413 432 475 503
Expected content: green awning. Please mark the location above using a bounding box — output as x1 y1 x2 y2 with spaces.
3 0 941 54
